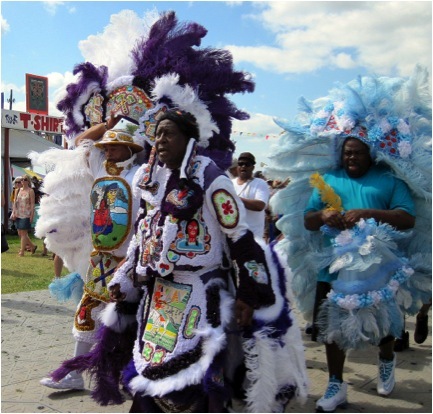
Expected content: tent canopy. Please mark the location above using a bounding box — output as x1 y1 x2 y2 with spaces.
1 128 63 163
11 164 44 180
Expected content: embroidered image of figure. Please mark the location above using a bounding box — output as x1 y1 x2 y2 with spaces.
144 279 192 352
186 219 199 245
91 179 130 250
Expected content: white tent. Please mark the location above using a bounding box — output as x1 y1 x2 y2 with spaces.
1 128 63 162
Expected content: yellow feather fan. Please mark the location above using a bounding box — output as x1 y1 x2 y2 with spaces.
309 172 344 212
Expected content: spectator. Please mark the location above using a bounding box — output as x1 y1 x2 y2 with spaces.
232 152 270 239
10 177 21 204
10 175 37 256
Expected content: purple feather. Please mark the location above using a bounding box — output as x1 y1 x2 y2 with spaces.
57 10 255 167
51 322 136 406
57 62 108 137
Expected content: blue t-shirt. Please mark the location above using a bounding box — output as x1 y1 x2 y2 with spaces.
305 165 415 282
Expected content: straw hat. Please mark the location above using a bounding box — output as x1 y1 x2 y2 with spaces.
94 129 143 153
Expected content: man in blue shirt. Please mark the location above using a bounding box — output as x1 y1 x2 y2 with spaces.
305 136 415 412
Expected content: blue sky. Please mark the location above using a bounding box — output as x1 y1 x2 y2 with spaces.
1 1 432 168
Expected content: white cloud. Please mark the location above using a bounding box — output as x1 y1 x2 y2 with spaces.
231 112 284 166
229 2 432 77
42 1 75 15
46 71 76 110
233 112 282 137
43 1 65 16
1 14 10 34
1 82 25 95
78 9 160 82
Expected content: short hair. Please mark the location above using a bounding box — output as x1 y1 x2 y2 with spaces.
156 110 200 140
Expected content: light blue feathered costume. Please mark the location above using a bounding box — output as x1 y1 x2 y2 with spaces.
266 65 432 350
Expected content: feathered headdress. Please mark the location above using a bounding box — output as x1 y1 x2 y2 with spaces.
56 10 254 170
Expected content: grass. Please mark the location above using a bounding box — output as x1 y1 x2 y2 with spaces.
1 233 68 294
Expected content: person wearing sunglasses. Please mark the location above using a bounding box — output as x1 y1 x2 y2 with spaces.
10 175 37 256
232 152 270 239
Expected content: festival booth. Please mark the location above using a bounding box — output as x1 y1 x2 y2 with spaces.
1 109 64 228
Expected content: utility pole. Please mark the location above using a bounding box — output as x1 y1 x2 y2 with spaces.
7 89 15 110
3 89 14 231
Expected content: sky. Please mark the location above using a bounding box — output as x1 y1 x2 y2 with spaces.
1 1 432 168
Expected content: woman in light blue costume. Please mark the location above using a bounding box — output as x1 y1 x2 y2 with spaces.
266 65 431 411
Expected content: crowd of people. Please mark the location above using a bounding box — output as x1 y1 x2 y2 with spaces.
3 10 430 414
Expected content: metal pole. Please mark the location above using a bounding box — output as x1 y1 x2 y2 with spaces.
3 128 10 231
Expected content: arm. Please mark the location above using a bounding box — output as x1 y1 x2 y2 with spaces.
304 209 346 231
74 114 122 147
10 189 19 220
239 178 269 212
29 189 35 222
305 208 415 231
239 197 266 211
343 208 415 230
207 176 275 327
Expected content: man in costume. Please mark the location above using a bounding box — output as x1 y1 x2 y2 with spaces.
104 109 306 412
305 134 415 410
40 122 144 390
46 11 308 412
266 66 431 412
231 152 270 239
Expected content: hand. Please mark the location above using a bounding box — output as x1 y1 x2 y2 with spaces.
321 209 346 230
343 209 367 229
235 298 254 328
105 113 122 130
109 283 126 302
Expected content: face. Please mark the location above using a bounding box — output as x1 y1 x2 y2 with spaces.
237 159 254 180
21 177 30 186
341 138 372 178
107 189 117 203
155 119 189 169
103 144 132 163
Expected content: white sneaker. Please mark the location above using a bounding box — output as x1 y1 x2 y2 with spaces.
316 379 348 412
377 353 396 396
40 373 84 390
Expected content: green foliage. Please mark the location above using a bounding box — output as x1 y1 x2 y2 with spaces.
1 234 67 294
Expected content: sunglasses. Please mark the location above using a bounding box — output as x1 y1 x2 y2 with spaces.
16 181 22 184
238 162 253 167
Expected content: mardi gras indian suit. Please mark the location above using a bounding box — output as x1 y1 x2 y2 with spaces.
267 66 432 351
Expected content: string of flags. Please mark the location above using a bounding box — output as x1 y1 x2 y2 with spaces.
232 130 283 140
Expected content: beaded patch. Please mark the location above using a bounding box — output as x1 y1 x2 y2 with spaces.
183 306 201 339
106 85 154 123
137 103 168 145
91 177 132 251
169 213 211 259
166 188 196 209
244 260 268 284
138 146 160 194
211 189 239 229
74 292 102 332
84 251 122 302
140 210 165 269
83 93 104 126
143 278 192 353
